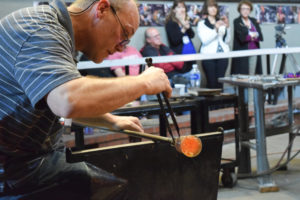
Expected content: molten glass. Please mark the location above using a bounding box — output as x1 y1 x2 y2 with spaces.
175 135 202 158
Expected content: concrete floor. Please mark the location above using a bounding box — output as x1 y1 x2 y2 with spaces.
218 133 300 200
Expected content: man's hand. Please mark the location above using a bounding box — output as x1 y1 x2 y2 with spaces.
139 66 172 98
112 115 144 133
73 113 144 133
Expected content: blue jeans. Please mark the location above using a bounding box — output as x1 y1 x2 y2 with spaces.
0 151 128 200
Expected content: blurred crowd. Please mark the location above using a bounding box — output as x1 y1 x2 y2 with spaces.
81 0 264 91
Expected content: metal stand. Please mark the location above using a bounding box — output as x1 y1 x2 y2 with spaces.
287 86 294 161
219 76 300 192
253 89 279 192
238 87 251 174
271 53 300 75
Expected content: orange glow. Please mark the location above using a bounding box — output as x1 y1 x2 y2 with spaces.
180 136 202 158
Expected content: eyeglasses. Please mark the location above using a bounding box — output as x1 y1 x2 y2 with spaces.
110 6 130 48
151 34 160 39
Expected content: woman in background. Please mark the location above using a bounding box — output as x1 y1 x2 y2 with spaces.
231 0 263 75
197 0 230 89
165 0 196 73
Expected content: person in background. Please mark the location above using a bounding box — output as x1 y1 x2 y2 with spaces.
197 0 230 89
0 0 172 199
277 6 286 24
231 0 263 75
165 0 196 72
140 27 190 85
107 45 143 77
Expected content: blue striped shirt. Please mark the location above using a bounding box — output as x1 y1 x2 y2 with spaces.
0 0 81 155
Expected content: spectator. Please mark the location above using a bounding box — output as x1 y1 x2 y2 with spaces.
165 0 196 72
140 27 190 86
197 0 230 89
107 45 143 77
231 0 263 75
277 6 286 24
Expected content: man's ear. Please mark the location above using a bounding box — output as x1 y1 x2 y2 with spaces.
96 0 110 18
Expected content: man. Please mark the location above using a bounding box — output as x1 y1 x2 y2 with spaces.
140 27 192 89
140 27 185 79
0 0 171 199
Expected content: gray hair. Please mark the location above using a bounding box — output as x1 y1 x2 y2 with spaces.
145 29 150 39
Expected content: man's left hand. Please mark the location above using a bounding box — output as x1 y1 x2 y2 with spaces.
112 115 144 133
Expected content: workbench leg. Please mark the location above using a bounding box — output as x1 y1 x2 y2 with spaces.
287 86 294 161
159 114 167 137
253 89 279 192
190 109 200 134
238 87 252 174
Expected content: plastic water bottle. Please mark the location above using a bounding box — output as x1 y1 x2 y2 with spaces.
190 64 201 88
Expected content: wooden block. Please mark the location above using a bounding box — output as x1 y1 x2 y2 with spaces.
259 186 280 193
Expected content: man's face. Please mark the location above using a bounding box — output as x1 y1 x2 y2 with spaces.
146 29 162 49
86 0 139 63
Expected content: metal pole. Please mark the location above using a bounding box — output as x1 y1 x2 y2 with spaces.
253 88 277 191
238 87 252 174
287 86 294 160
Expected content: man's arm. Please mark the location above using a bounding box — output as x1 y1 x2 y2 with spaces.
47 67 172 118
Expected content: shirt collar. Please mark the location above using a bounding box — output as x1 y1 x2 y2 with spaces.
50 0 77 62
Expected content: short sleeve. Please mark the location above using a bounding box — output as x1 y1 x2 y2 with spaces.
14 27 81 107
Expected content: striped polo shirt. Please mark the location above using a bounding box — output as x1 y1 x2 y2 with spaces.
0 0 81 155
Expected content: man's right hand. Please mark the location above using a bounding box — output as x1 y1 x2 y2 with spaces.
139 66 172 98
